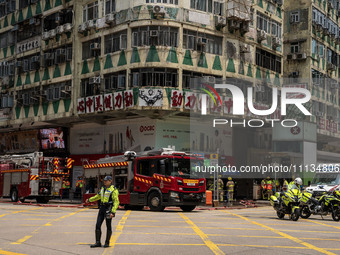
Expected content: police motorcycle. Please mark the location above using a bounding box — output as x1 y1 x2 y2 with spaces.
270 188 303 221
300 188 340 221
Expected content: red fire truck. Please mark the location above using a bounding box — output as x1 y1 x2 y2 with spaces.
83 149 206 211
0 152 71 203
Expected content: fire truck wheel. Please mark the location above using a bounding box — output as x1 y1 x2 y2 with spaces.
10 189 18 202
180 205 196 212
148 192 165 212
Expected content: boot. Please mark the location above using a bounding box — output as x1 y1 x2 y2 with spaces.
103 230 112 248
90 230 102 248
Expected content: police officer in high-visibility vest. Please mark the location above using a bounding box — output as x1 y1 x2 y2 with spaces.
282 179 289 192
226 177 234 203
288 177 303 191
86 176 119 248
261 178 267 199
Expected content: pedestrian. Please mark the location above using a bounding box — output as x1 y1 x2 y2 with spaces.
265 176 273 200
85 176 119 248
261 178 267 199
62 178 70 199
226 177 234 204
75 177 84 199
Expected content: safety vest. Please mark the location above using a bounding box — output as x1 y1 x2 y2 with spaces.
288 181 301 191
76 180 83 188
266 180 273 190
226 181 234 192
88 185 120 213
261 179 266 189
62 181 70 189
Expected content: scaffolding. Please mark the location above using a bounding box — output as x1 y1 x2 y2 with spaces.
226 0 252 21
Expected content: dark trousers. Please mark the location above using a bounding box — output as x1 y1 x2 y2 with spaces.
96 206 112 232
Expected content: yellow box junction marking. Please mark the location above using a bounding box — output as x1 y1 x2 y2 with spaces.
0 208 41 218
102 210 131 255
0 249 27 255
223 210 337 255
302 219 340 230
179 212 225 255
11 236 32 245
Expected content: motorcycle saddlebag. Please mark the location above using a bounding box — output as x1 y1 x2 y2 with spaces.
270 195 278 206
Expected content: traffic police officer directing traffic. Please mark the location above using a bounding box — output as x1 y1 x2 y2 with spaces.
86 176 119 248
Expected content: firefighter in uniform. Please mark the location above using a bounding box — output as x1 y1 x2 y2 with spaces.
265 177 273 200
62 178 70 199
226 177 234 203
75 177 84 198
208 179 224 202
261 178 267 199
86 176 119 248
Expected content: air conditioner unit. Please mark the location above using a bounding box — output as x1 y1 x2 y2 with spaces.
216 16 227 27
56 25 64 34
296 52 307 60
105 13 115 24
63 23 72 32
78 22 87 33
229 20 240 30
240 21 250 32
327 62 335 70
62 85 72 93
197 37 207 45
316 111 324 117
89 76 101 84
240 44 250 53
2 76 10 86
257 30 267 41
290 71 299 77
90 43 100 50
42 31 49 40
149 30 158 37
153 5 165 16
87 20 95 29
48 29 56 38
203 76 216 83
272 37 280 48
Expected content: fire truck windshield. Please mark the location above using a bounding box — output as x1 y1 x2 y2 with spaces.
167 158 203 178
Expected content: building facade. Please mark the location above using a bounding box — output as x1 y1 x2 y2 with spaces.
0 0 285 194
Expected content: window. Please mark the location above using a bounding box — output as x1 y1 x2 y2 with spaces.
327 49 338 66
137 160 153 177
257 13 270 33
105 30 127 54
319 44 325 58
81 78 101 97
82 38 101 60
290 42 300 53
182 71 222 88
104 71 126 90
83 1 98 22
0 0 15 18
183 29 222 55
131 26 178 48
130 68 178 87
290 11 300 23
105 0 115 14
44 81 72 101
146 0 178 3
19 0 29 9
0 31 15 48
312 69 325 87
256 48 282 73
271 21 282 38
17 24 41 42
191 0 222 13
